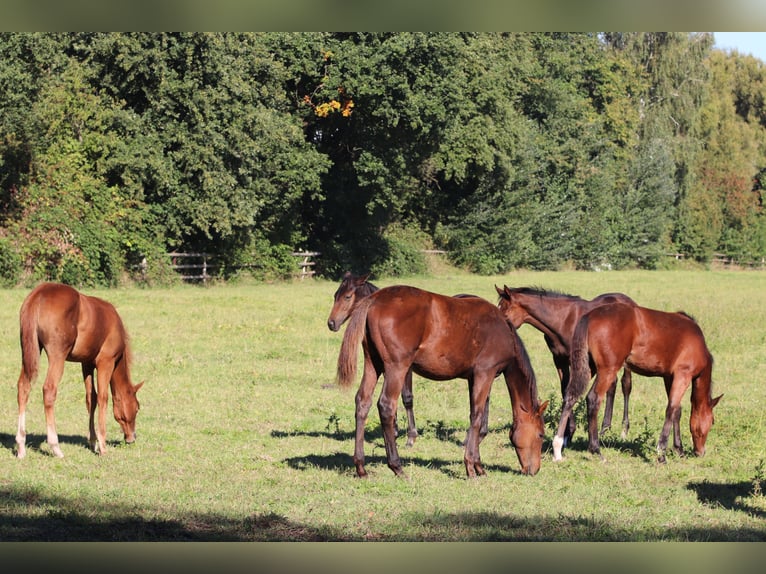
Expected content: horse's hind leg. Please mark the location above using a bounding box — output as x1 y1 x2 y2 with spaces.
15 368 33 459
586 369 619 457
82 363 97 452
401 369 418 447
353 356 381 478
378 366 408 478
600 378 617 436
42 356 67 458
620 368 632 438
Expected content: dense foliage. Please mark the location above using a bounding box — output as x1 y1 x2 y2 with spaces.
1 32 764 285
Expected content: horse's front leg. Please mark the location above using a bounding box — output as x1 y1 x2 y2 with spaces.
657 375 689 463
82 363 98 452
401 369 418 447
378 366 408 478
93 361 115 455
464 374 493 478
554 358 576 444
353 357 380 478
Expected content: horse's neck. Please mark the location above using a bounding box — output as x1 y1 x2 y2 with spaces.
519 298 574 351
111 354 133 393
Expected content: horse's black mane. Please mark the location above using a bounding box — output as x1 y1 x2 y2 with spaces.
507 286 583 301
337 272 379 298
676 310 698 323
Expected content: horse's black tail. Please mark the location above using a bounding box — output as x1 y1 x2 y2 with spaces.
567 313 593 403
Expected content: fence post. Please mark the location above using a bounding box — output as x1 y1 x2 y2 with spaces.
291 250 320 279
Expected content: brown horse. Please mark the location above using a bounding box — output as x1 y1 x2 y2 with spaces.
553 301 722 463
496 286 636 442
15 282 143 458
336 285 548 478
327 271 421 446
327 272 484 447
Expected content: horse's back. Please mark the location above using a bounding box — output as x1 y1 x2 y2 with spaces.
22 282 126 363
591 303 711 376
367 285 515 378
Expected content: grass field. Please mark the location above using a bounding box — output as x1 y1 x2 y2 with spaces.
0 269 764 541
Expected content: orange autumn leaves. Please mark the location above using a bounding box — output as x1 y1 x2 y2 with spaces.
303 87 354 118
302 51 354 118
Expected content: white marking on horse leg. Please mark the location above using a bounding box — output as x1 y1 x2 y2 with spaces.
553 435 564 461
16 412 27 459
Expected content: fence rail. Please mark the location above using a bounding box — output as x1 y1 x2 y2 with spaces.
292 250 320 280
168 250 322 283
666 252 765 269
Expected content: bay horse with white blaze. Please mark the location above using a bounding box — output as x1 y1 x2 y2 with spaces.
15 282 143 458
336 285 548 478
553 301 722 463
496 285 636 442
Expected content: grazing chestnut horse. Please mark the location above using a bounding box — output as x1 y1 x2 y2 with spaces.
553 301 722 463
496 286 636 442
336 285 548 478
15 282 143 458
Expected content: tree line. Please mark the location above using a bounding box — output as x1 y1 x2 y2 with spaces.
0 32 764 286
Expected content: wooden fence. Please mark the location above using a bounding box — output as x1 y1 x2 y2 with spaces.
168 251 321 283
292 250 320 280
666 252 766 269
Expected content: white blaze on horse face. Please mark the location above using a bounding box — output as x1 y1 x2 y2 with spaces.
552 435 564 461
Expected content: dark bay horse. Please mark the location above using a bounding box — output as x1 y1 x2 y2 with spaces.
496 286 636 441
336 285 548 478
553 301 722 463
15 282 143 458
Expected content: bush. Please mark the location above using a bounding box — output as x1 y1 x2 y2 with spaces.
369 224 429 278
0 237 22 287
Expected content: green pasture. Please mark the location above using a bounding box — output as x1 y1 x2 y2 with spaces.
0 270 764 541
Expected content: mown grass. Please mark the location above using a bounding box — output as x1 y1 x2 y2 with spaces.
0 270 764 541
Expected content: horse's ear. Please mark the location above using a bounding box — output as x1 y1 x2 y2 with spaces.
712 394 723 408
357 273 370 284
537 400 549 416
342 271 352 279
134 381 145 393
495 285 505 297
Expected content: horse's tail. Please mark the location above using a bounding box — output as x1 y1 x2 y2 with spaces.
336 295 374 389
18 294 41 382
567 313 593 402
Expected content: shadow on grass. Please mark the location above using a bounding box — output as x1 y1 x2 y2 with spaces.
0 432 127 457
687 479 766 519
1 481 764 541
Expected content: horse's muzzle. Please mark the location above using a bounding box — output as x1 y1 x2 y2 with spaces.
327 319 340 332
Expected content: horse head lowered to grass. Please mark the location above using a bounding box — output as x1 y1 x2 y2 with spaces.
335 284 548 478
15 282 143 459
552 301 722 463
